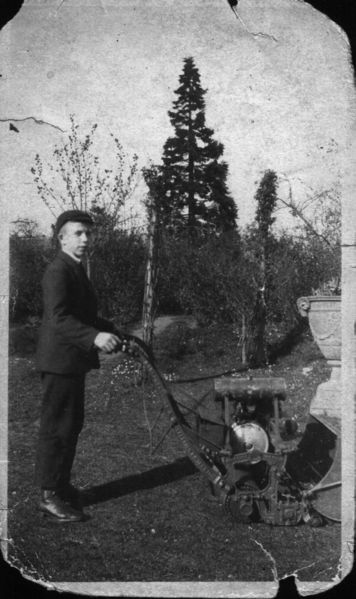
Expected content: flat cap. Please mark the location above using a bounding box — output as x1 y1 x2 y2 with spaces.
55 210 94 234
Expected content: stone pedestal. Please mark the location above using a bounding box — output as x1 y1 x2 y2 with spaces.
310 361 340 420
297 296 341 423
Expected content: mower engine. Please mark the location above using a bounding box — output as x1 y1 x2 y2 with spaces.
197 377 312 525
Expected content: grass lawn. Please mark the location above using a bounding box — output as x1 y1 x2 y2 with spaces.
7 322 341 583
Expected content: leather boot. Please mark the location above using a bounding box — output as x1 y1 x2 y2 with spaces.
39 490 85 522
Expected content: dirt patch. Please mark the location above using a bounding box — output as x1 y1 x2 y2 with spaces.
131 314 197 338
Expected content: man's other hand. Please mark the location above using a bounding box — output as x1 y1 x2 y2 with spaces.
94 332 121 353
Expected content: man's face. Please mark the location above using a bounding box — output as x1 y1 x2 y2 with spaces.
59 221 93 259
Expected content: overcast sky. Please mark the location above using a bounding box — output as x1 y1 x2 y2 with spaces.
0 0 353 232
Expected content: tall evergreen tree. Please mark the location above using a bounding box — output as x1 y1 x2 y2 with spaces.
255 170 278 240
248 170 278 366
148 57 237 232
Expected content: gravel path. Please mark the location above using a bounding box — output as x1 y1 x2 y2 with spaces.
130 314 197 339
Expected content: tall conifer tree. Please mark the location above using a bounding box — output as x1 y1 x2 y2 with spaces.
248 170 278 366
149 57 237 232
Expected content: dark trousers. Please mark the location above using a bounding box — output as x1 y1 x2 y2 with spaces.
35 373 85 490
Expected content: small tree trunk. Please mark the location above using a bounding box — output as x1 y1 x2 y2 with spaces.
248 235 269 367
248 288 267 367
241 313 247 364
142 198 159 350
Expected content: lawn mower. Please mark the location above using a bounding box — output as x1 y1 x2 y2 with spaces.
119 309 341 527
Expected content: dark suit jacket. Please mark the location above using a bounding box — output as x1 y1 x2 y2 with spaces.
36 251 114 374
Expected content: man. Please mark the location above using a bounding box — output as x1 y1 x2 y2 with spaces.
35 210 122 522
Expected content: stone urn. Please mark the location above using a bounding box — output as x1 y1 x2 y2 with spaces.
297 296 341 421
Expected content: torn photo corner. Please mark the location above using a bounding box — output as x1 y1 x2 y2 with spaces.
0 0 355 596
